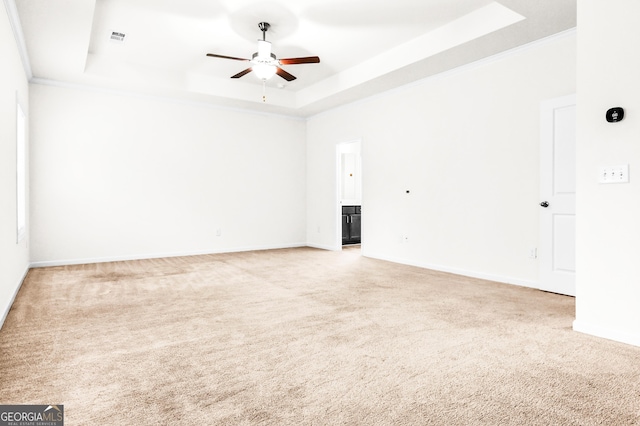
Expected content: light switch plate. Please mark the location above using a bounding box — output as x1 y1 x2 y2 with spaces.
599 165 629 184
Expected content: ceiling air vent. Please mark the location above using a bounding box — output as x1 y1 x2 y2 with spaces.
109 31 126 43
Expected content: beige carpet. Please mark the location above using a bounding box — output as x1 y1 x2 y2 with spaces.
1 247 639 425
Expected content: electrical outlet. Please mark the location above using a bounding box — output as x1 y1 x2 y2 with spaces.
599 165 629 184
529 248 537 259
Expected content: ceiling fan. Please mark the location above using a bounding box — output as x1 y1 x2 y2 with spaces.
206 22 320 82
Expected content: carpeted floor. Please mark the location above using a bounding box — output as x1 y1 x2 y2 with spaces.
1 247 639 425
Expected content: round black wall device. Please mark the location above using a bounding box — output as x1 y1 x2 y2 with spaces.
606 107 624 122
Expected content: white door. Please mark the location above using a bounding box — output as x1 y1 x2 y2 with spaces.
539 94 576 296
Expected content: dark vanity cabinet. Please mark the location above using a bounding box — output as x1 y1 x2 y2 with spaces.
342 205 361 245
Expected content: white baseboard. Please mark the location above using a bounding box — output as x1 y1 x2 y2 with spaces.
573 320 640 348
306 243 341 251
30 243 308 268
362 253 539 290
0 265 29 330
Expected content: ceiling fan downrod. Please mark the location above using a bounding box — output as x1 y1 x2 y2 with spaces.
258 22 270 41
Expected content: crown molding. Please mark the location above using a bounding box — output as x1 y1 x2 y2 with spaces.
3 0 32 79
308 27 577 120
29 77 306 121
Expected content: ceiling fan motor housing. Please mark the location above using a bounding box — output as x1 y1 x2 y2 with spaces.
255 40 275 61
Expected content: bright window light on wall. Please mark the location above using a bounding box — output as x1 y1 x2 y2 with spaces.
16 100 26 243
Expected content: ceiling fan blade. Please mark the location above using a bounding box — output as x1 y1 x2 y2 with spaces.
279 56 320 65
231 68 253 79
206 53 250 62
276 67 296 81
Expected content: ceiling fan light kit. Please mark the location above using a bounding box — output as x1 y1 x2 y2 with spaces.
253 62 277 80
206 21 320 100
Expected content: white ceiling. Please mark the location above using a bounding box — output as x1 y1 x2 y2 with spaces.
13 0 576 117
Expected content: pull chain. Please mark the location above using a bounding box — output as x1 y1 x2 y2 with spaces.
262 80 266 103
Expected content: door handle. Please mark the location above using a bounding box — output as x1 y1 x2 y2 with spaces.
540 201 549 208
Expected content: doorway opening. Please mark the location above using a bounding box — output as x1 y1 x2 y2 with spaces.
337 140 362 250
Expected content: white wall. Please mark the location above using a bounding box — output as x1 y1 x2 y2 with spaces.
574 1 640 346
307 32 576 286
0 2 30 325
30 84 307 265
